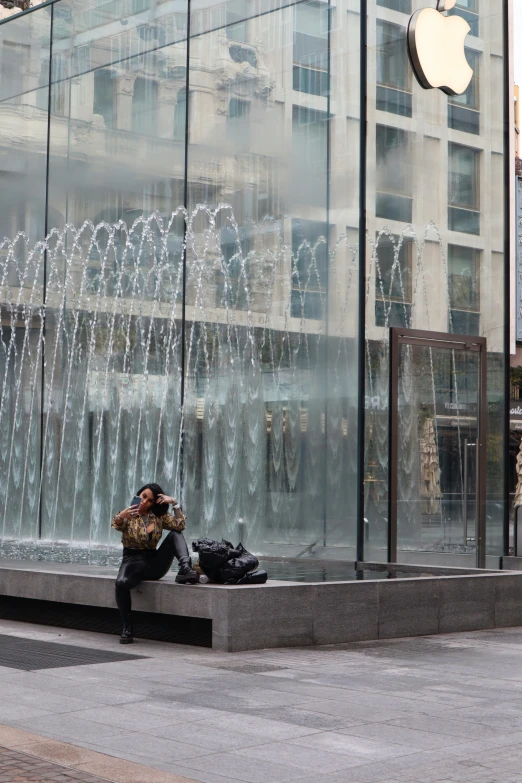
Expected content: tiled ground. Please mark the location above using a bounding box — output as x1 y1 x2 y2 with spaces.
0 744 105 782
1 619 522 782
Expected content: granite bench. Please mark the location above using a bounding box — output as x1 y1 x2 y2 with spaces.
1 558 522 651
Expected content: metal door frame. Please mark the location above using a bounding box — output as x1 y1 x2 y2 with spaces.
388 328 487 568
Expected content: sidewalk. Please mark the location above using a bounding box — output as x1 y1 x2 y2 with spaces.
0 743 98 783
2 618 522 782
0 725 197 783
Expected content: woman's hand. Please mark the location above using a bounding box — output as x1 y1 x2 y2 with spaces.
118 506 141 522
157 494 176 506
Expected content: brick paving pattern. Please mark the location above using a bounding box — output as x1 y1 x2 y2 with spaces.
0 745 108 783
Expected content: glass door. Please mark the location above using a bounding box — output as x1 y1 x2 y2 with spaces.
389 329 487 568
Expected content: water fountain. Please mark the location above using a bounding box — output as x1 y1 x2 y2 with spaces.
0 205 359 565
0 209 502 567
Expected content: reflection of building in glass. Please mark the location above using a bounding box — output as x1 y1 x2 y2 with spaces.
0 0 509 570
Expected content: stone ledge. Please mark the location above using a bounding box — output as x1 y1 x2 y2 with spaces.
502 556 522 571
2 559 522 651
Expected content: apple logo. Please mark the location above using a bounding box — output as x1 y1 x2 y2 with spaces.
407 0 473 96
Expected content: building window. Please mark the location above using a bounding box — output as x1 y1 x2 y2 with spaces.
226 0 248 42
84 0 129 28
376 125 413 223
38 54 67 115
374 234 412 327
292 105 328 167
93 68 115 128
377 0 411 11
291 218 327 320
36 57 49 111
376 20 412 118
293 2 329 98
376 21 409 90
450 310 480 335
448 143 480 235
174 87 187 141
216 225 251 310
2 42 25 104
448 244 480 334
448 49 480 135
132 77 158 136
448 245 480 310
228 98 251 146
228 97 250 120
448 0 479 37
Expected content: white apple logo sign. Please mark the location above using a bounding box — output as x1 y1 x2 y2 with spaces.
407 0 473 96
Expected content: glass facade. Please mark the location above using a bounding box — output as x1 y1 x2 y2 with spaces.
365 0 507 566
0 0 508 570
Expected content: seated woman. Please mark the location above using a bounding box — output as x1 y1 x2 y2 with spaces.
112 482 198 644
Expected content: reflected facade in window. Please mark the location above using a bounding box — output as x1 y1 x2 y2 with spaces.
376 19 412 117
448 143 480 235
448 49 480 135
375 125 413 223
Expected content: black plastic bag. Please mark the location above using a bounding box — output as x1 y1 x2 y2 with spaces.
191 538 260 584
192 538 234 570
218 543 259 584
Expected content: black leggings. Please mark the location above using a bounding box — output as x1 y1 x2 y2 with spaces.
115 530 189 621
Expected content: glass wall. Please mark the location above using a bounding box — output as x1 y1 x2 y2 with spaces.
0 10 49 547
0 0 508 570
365 0 506 566
0 0 361 564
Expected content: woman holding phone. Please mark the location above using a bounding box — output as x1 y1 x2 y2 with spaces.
112 482 198 644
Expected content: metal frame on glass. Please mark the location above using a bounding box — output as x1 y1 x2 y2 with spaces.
388 327 487 568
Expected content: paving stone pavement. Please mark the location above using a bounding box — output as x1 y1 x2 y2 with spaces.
2 619 522 782
0 744 106 782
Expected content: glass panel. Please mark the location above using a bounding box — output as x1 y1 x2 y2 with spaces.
182 0 361 560
366 0 506 564
40 0 188 554
0 0 361 571
0 7 50 554
396 343 480 562
0 0 506 572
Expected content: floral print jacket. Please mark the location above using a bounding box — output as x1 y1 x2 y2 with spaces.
111 511 186 550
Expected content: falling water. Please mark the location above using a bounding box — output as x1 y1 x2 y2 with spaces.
0 205 360 564
0 209 475 565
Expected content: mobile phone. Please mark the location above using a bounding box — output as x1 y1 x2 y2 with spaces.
130 495 142 508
